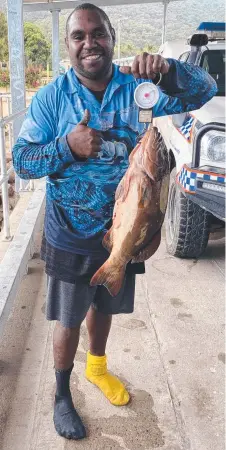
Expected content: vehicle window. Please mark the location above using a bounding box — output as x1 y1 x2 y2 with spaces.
200 49 225 96
179 52 190 62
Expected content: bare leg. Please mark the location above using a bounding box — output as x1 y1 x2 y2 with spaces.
86 305 112 356
53 321 80 369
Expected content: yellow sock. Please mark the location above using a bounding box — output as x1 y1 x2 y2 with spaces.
85 351 130 406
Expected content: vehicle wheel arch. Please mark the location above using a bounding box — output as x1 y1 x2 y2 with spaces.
165 167 211 258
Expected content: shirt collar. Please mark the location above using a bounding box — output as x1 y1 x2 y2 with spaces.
59 64 135 94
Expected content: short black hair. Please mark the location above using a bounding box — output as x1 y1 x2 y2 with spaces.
66 3 114 36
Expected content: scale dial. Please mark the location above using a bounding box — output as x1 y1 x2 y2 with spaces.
134 82 160 109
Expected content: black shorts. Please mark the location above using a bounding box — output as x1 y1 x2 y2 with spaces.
41 236 144 328
46 273 136 328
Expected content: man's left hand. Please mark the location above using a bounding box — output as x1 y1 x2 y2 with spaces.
119 53 170 80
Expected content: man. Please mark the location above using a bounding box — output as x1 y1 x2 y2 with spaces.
13 3 217 441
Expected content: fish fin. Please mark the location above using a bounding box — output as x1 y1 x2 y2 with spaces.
138 178 152 209
145 168 156 182
129 142 140 163
122 170 134 202
90 260 126 297
132 229 161 263
144 128 170 181
102 228 113 252
115 179 124 201
115 171 132 203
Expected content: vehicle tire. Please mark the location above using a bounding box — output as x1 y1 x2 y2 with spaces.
165 169 211 258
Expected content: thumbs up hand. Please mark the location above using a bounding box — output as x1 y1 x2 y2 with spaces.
66 109 102 159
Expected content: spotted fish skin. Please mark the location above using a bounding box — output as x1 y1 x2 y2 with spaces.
90 126 170 296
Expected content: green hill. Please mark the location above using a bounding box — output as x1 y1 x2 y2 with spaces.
0 0 225 59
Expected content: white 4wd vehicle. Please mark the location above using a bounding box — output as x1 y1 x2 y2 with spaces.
156 22 225 258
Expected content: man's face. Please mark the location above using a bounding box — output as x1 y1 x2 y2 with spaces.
66 10 115 81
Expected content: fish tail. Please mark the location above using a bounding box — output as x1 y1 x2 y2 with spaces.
90 258 126 297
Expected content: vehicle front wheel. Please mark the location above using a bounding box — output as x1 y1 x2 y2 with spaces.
165 169 211 258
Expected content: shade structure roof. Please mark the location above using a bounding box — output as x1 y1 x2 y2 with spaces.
7 0 182 143
23 0 182 12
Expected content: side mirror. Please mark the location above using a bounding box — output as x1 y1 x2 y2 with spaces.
188 33 208 47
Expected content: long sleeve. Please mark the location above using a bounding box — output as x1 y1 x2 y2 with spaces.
13 135 75 180
12 87 75 180
153 58 218 117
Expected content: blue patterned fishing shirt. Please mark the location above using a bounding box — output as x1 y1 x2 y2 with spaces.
13 60 217 255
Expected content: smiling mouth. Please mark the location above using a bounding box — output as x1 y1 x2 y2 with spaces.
82 54 103 61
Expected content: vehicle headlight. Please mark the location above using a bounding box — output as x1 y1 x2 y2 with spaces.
200 130 225 163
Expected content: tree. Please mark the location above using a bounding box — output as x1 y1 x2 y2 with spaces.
142 44 158 54
24 22 51 67
37 14 68 60
0 14 51 67
0 12 9 62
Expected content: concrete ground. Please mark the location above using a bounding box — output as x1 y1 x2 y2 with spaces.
0 228 224 450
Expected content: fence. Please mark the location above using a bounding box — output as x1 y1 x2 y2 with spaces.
0 94 13 152
0 93 11 118
0 93 34 119
0 108 31 240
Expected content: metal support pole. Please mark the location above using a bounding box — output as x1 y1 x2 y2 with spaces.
7 96 13 149
117 20 121 60
162 0 169 44
7 0 26 139
0 98 3 118
29 180 35 191
7 0 26 192
51 9 60 79
9 122 13 150
7 96 11 117
0 126 11 240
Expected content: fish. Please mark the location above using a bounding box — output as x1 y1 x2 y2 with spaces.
90 126 170 297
